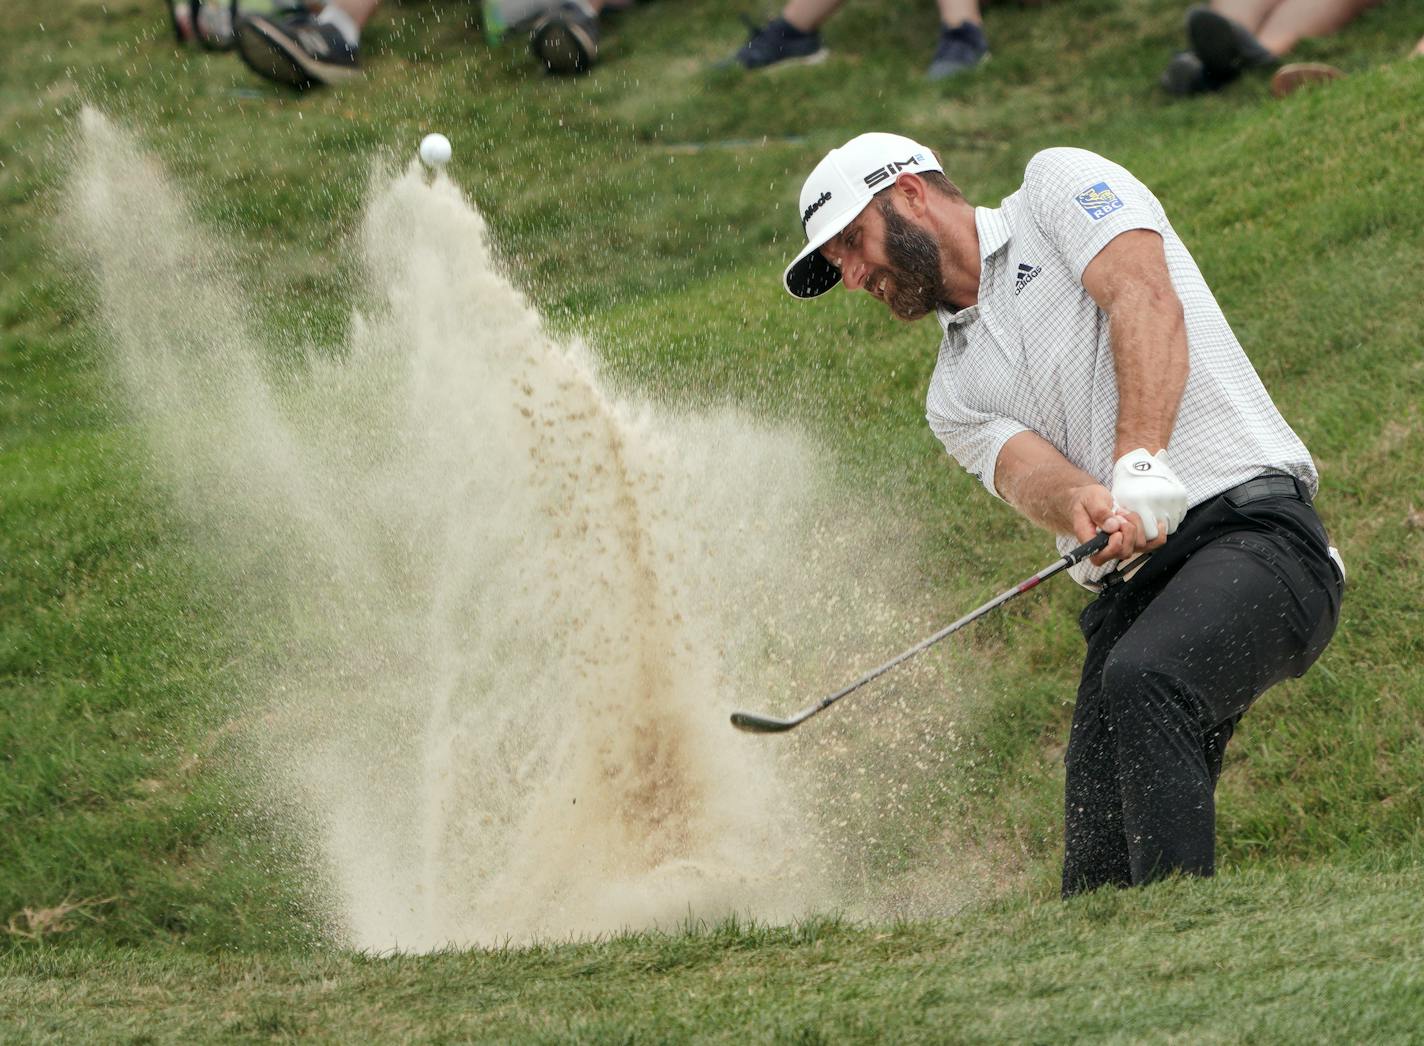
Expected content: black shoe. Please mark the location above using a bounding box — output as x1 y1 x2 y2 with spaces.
1186 6 1277 76
1160 50 1238 95
235 12 361 90
722 16 827 70
927 21 989 81
530 1 600 75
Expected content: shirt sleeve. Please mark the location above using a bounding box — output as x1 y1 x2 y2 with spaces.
926 372 1028 500
1022 147 1165 280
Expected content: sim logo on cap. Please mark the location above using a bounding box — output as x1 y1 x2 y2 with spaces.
863 153 930 189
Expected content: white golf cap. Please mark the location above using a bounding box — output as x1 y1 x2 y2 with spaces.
783 132 943 299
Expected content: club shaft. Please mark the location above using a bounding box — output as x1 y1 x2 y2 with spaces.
740 532 1110 731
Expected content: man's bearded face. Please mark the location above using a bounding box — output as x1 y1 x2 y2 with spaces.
876 195 948 322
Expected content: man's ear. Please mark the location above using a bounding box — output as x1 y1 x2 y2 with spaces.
893 172 930 216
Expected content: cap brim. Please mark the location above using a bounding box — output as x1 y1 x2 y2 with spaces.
784 250 841 300
782 205 860 300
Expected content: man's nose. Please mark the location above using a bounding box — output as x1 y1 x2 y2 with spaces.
841 261 866 291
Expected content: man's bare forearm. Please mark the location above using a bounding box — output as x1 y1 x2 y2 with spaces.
1081 231 1190 458
1108 284 1188 458
994 429 1158 567
995 430 1100 535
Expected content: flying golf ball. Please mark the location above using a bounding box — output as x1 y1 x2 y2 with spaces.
419 133 452 168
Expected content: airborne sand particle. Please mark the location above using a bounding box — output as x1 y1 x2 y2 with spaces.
65 108 1000 950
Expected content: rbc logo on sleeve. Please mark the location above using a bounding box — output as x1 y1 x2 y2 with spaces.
1075 182 1124 221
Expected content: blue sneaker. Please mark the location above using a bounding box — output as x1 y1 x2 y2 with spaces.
927 21 988 81
724 17 827 70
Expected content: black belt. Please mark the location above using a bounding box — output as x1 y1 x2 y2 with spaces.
1096 472 1310 591
1221 472 1312 507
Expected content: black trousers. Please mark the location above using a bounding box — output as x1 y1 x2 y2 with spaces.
1062 480 1343 898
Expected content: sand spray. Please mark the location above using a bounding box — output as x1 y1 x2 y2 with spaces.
64 109 991 949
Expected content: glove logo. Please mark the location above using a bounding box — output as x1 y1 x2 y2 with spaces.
1113 448 1187 541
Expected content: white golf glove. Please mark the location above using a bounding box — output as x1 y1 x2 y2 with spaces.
1110 448 1188 541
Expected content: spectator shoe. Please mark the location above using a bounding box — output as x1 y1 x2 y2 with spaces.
236 12 361 89
1160 50 1237 95
1186 6 1278 76
530 1 600 75
1270 62 1343 97
928 21 989 81
722 17 828 70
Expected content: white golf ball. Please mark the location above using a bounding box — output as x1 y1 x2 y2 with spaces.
419 133 452 168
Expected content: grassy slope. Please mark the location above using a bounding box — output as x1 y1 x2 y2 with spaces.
1 0 1422 1033
6 863 1424 1042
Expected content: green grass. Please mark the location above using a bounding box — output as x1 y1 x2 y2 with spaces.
6 862 1424 1042
3 0 1423 1036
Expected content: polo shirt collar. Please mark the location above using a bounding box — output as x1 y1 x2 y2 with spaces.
938 205 1012 331
975 204 1012 261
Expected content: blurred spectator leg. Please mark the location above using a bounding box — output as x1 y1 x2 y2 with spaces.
1253 0 1382 56
236 0 375 88
1165 0 1275 96
168 0 237 50
1187 2 1280 75
1207 0 1278 36
720 0 842 70
1171 0 1386 97
928 0 989 81
530 0 610 75
1269 4 1407 97
782 0 846 33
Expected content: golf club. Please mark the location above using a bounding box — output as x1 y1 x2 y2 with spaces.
730 531 1111 734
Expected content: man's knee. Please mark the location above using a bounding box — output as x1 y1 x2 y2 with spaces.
1099 646 1207 734
1100 645 1155 709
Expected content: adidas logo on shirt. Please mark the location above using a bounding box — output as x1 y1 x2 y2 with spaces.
1014 262 1043 295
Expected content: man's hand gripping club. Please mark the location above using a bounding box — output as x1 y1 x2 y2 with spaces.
1110 447 1188 541
1063 449 1187 567
997 431 1177 568
1066 481 1160 567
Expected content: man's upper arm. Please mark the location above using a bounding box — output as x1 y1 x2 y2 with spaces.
1080 228 1176 316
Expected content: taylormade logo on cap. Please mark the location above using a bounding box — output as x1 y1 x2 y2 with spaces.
783 132 943 300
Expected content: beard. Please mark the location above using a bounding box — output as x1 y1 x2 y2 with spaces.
876 196 949 322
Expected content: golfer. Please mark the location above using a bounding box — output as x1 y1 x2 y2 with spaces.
782 133 1343 896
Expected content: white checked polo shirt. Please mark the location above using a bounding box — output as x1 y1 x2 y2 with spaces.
925 147 1317 585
